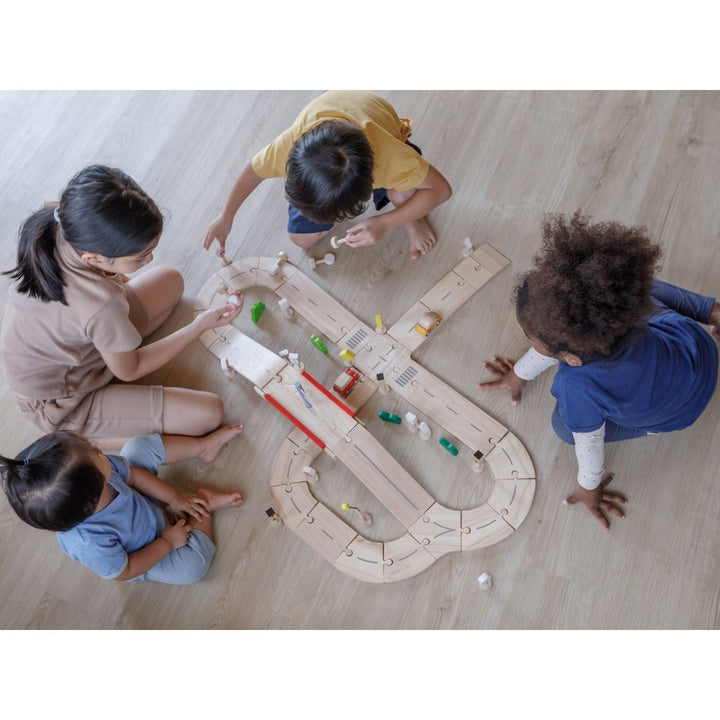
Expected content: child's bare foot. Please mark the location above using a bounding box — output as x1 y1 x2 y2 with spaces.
405 217 437 259
199 424 244 463
197 487 244 511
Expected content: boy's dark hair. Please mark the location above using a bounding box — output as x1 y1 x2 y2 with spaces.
514 211 663 362
4 164 163 305
284 120 374 224
0 432 105 532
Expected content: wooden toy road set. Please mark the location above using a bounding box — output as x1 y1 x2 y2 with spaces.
195 241 536 583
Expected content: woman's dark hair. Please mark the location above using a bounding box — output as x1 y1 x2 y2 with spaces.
513 211 663 362
284 120 374 224
0 432 104 532
4 164 163 304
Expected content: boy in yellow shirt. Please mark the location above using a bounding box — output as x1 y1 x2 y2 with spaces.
203 91 452 260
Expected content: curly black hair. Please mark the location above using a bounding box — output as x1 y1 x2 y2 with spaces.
284 120 374 224
514 212 663 362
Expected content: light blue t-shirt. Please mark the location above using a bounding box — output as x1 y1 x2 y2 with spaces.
57 455 166 579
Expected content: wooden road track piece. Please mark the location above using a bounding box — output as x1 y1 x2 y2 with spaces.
196 246 536 583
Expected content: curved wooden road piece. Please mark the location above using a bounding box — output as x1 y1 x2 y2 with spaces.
195 244 536 583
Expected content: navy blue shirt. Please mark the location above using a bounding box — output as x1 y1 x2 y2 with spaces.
552 280 718 434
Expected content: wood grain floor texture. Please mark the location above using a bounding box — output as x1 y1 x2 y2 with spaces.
1 90 719 630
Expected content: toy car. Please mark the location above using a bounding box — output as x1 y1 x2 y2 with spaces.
332 367 360 397
414 310 442 337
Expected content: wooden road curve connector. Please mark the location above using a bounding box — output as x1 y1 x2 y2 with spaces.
196 243 536 583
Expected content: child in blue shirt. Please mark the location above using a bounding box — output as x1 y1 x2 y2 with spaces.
480 212 720 530
0 425 244 583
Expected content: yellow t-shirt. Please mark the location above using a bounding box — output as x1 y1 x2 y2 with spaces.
251 91 430 192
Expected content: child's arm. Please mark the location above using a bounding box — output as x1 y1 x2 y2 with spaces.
203 163 264 253
126 466 210 521
100 298 243 382
563 426 627 530
344 165 452 247
113 518 191 581
478 348 558 404
651 280 719 325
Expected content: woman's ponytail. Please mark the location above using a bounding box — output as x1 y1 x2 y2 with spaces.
3 205 67 304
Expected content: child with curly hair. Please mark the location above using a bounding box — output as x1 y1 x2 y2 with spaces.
203 91 452 260
480 212 720 529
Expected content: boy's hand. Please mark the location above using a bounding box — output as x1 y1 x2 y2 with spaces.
204 215 233 253
192 298 243 333
169 490 210 522
708 301 720 340
345 216 388 248
162 518 192 550
478 356 524 405
563 473 627 530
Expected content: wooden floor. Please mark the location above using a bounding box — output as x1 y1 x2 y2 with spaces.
2 90 720 630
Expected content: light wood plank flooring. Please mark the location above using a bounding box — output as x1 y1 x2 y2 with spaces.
1 90 719 629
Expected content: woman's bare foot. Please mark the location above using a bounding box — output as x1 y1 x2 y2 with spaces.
405 216 437 259
198 424 244 463
197 487 244 511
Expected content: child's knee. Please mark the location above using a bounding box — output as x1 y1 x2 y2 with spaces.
120 434 165 473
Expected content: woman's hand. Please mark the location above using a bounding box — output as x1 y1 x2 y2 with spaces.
477 356 524 405
192 295 244 333
563 473 627 530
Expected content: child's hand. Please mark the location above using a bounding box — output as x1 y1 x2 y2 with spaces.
563 473 627 530
478 356 524 405
344 216 387 248
162 518 192 550
708 301 720 340
193 298 243 333
169 490 210 522
204 214 233 253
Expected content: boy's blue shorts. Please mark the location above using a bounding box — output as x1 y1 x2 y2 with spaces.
287 139 423 234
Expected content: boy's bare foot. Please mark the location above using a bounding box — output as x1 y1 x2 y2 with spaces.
199 424 244 463
197 487 244 511
405 217 436 259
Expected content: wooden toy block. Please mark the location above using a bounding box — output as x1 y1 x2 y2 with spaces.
382 533 437 583
274 271 358 343
333 536 385 583
337 424 434 527
310 334 329 354
439 437 459 455
378 410 401 424
278 297 294 319
461 504 514 552
486 477 536 530
483 432 535 479
339 348 355 362
250 301 265 324
462 237 474 257
308 252 335 269
407 503 463 558
270 481 318 530
294 503 358 565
